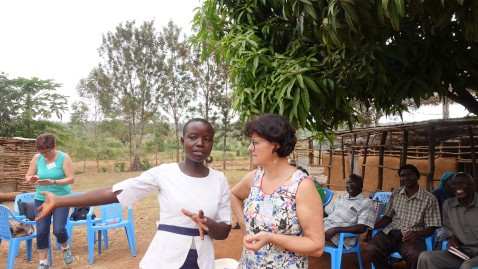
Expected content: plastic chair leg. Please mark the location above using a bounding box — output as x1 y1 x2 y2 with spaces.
26 239 33 261
7 240 19 269
88 230 96 264
126 225 137 256
357 249 364 269
98 230 103 254
48 246 53 267
104 230 109 249
66 223 73 246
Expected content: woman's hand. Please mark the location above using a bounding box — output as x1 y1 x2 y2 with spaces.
37 179 54 186
182 208 208 239
243 231 271 251
26 175 39 183
35 191 58 221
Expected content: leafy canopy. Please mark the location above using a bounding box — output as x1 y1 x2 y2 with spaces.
193 0 478 134
0 73 67 137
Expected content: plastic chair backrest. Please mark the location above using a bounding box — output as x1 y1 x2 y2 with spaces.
442 240 448 250
98 203 124 225
13 192 36 216
0 205 14 240
372 192 392 204
322 188 334 207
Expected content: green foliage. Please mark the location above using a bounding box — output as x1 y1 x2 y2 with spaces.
114 162 126 172
97 20 165 170
140 158 151 171
210 150 237 160
0 73 68 137
157 20 198 161
193 0 478 136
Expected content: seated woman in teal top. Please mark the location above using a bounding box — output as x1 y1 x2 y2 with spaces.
25 133 75 269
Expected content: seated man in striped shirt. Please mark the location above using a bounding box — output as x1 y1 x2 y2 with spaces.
366 164 442 269
323 173 376 249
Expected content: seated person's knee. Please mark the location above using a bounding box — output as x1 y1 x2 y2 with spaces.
459 260 477 269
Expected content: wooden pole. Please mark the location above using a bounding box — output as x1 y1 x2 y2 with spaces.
351 134 357 174
361 132 371 180
468 127 477 184
308 138 314 165
0 192 23 202
377 131 388 190
327 146 333 185
400 130 409 168
341 137 346 180
318 141 323 166
427 125 436 191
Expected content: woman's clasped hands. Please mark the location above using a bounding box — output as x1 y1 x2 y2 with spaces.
243 231 270 252
182 209 209 239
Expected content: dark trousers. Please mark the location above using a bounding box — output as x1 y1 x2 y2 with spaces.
366 231 427 269
179 249 199 269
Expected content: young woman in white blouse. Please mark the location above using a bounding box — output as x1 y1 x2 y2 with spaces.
36 118 232 269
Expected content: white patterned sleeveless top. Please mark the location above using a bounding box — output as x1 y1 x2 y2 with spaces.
238 167 308 268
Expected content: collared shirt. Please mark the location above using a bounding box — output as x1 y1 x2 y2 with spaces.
383 187 441 234
112 163 231 269
443 192 478 258
324 192 375 249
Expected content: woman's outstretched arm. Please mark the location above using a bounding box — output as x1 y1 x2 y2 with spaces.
36 187 120 220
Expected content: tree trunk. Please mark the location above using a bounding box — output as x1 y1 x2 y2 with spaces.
128 154 142 171
443 96 450 119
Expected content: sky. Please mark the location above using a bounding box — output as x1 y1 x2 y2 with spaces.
0 0 201 121
0 0 470 123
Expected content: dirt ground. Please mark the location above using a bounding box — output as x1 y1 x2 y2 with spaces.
2 219 407 269
0 160 407 269
0 202 407 269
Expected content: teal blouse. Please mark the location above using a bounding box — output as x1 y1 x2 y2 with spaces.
35 151 72 201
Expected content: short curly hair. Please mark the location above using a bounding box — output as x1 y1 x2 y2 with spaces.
243 113 296 157
35 133 56 150
398 164 420 178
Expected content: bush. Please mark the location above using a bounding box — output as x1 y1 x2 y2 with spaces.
100 166 109 173
140 159 151 171
114 162 126 172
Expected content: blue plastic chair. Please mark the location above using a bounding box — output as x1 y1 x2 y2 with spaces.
442 240 448 250
372 192 392 220
0 205 52 269
371 227 434 269
322 188 334 207
14 192 66 251
13 192 36 218
86 203 136 264
65 192 100 247
372 192 392 203
324 232 364 269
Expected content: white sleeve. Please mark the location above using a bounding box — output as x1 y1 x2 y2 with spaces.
214 174 231 225
112 168 160 207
